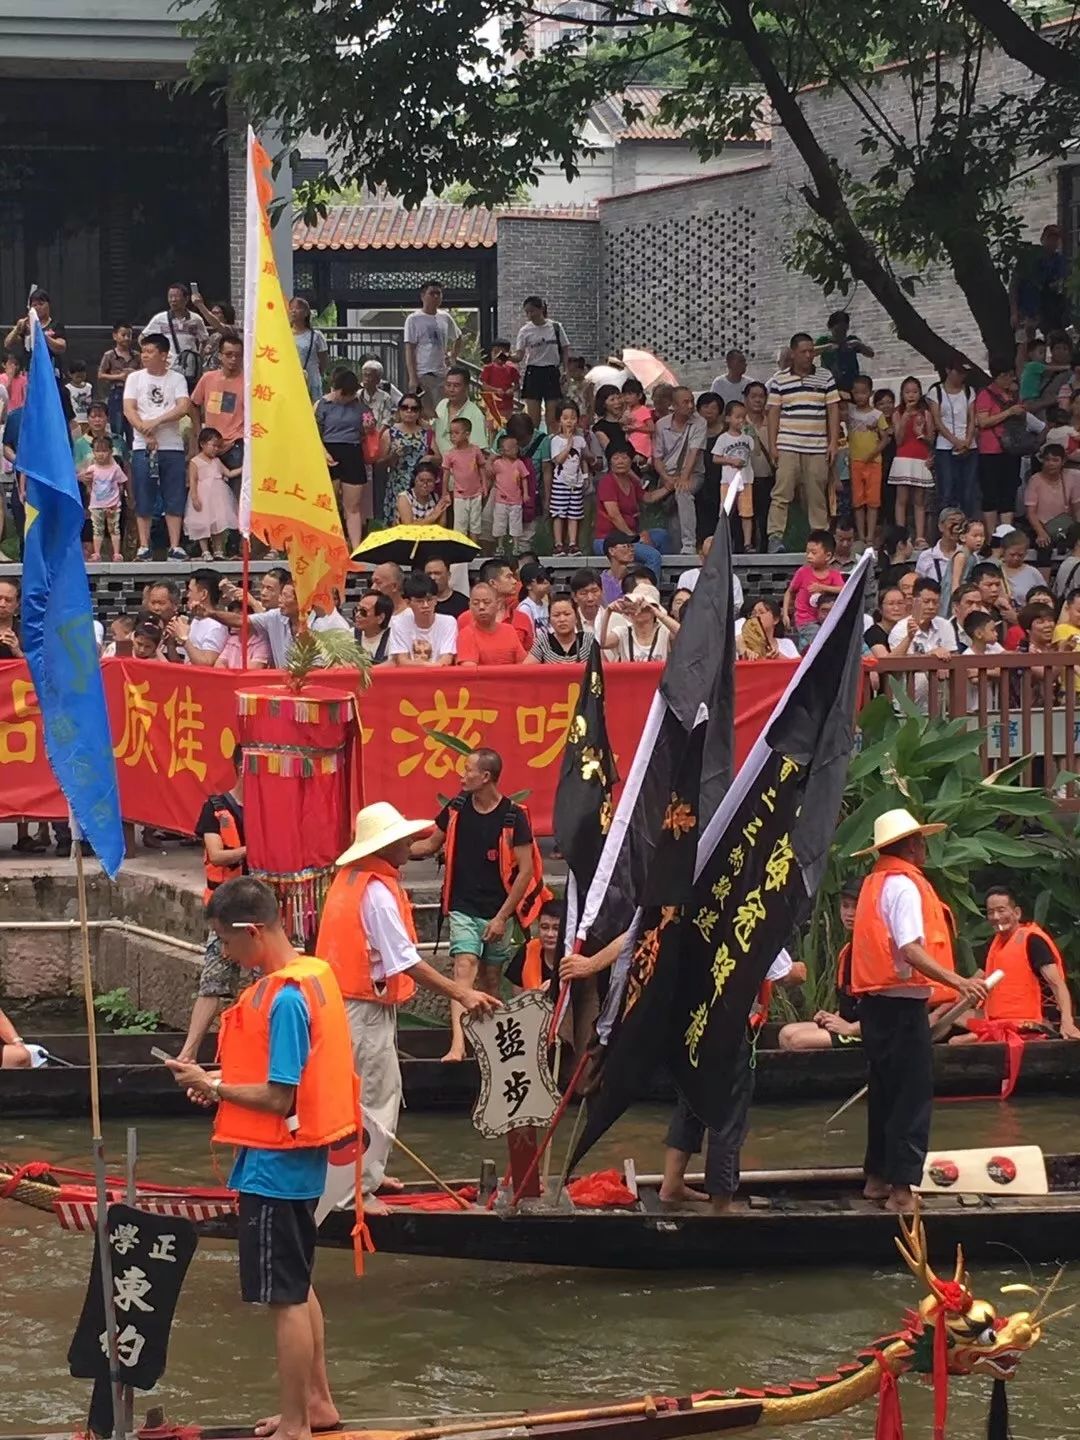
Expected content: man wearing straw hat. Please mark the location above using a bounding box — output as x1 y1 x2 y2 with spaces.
849 808 988 1215
316 802 501 1213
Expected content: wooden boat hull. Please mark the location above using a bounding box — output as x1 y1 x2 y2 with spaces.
5 1028 1079 1117
190 1156 1080 1271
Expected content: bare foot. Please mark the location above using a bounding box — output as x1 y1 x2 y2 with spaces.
885 1187 916 1215
441 1049 466 1063
658 1183 710 1204
863 1177 890 1202
362 1194 390 1216
377 1175 405 1193
709 1195 733 1215
253 1409 340 1438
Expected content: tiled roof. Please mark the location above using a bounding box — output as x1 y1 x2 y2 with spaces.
292 203 596 252
603 85 771 145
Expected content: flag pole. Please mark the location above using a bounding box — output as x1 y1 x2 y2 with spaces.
241 536 251 667
74 832 126 1435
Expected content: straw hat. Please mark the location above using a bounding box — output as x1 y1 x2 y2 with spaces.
336 802 431 866
850 807 946 858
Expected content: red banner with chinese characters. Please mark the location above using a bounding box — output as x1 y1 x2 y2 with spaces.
0 658 798 836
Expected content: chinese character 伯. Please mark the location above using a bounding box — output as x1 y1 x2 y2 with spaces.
494 1017 526 1063
502 1070 532 1119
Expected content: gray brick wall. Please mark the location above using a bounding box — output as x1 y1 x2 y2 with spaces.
585 48 1065 389
227 98 247 317
496 216 600 361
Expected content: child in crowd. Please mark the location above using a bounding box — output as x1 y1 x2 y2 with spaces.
712 400 754 549
101 614 135 658
87 433 126 561
488 432 528 548
562 355 589 412
950 518 986 597
889 377 936 548
621 376 655 475
442 416 487 542
517 561 552 633
548 400 588 555
873 387 897 527
846 374 888 544
65 360 92 430
961 609 1004 708
783 528 844 652
479 340 519 431
185 426 240 559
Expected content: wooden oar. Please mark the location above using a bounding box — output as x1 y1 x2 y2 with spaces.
824 969 1005 1130
390 1135 471 1211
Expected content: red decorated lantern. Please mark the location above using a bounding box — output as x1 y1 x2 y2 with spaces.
237 684 362 945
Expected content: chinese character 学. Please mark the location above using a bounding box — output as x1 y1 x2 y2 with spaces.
502 1070 532 1119
494 1017 526 1063
110 1222 140 1257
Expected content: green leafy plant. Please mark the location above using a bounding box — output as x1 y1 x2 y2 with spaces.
93 988 164 1035
425 727 530 805
285 629 372 692
791 680 1080 1014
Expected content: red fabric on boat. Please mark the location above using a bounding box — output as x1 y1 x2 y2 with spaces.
872 1351 904 1440
567 1169 638 1207
965 1018 1033 1099
379 1187 478 1211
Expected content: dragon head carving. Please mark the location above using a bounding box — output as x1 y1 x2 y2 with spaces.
896 1206 1054 1382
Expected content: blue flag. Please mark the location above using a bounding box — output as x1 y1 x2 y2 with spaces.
18 317 124 877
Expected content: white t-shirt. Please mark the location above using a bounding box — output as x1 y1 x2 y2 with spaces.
678 565 744 612
403 310 460 376
360 876 422 986
387 610 458 661
189 617 228 656
145 309 209 370
962 641 1003 710
712 431 753 491
550 433 586 487
877 874 931 997
709 374 758 406
616 623 672 662
515 320 567 369
928 383 972 451
123 368 189 451
887 615 957 656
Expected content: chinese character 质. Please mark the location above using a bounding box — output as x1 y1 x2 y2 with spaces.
113 682 159 772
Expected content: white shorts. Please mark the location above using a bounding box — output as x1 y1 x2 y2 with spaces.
492 501 523 538
453 494 484 535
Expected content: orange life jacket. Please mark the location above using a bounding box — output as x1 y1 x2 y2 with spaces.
984 922 1065 1024
520 937 548 991
316 858 418 1005
836 941 852 994
212 956 358 1151
850 855 957 999
203 797 244 905
440 795 551 928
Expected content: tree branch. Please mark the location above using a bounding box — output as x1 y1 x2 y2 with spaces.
726 0 984 379
955 0 1080 91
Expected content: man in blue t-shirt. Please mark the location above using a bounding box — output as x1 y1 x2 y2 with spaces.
168 878 346 1440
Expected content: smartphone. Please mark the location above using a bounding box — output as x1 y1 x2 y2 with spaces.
190 280 199 294
149 1046 174 1064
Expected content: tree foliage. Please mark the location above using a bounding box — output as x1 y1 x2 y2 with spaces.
180 0 1080 373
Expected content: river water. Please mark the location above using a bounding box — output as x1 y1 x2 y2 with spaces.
1 1098 1077 1440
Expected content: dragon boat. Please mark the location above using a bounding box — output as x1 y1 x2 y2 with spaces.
5 1024 1076 1118
0 1206 1059 1440
5 1153 1080 1271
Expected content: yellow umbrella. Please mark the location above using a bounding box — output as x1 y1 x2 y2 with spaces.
351 524 480 567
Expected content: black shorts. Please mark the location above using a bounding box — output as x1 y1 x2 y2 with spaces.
522 364 563 403
978 452 1020 514
238 1193 317 1305
326 442 366 487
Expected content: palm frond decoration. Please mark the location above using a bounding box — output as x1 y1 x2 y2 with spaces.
285 627 372 692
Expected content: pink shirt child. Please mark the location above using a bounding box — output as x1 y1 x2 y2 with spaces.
789 563 843 629
89 461 125 511
444 444 486 499
492 457 527 506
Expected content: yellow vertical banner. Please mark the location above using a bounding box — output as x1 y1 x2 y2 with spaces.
241 131 349 616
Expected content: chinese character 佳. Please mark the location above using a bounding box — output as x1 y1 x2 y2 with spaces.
113 1267 154 1314
502 1070 532 1119
494 1017 526 1062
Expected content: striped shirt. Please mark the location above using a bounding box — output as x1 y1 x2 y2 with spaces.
766 367 840 454
529 630 594 664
